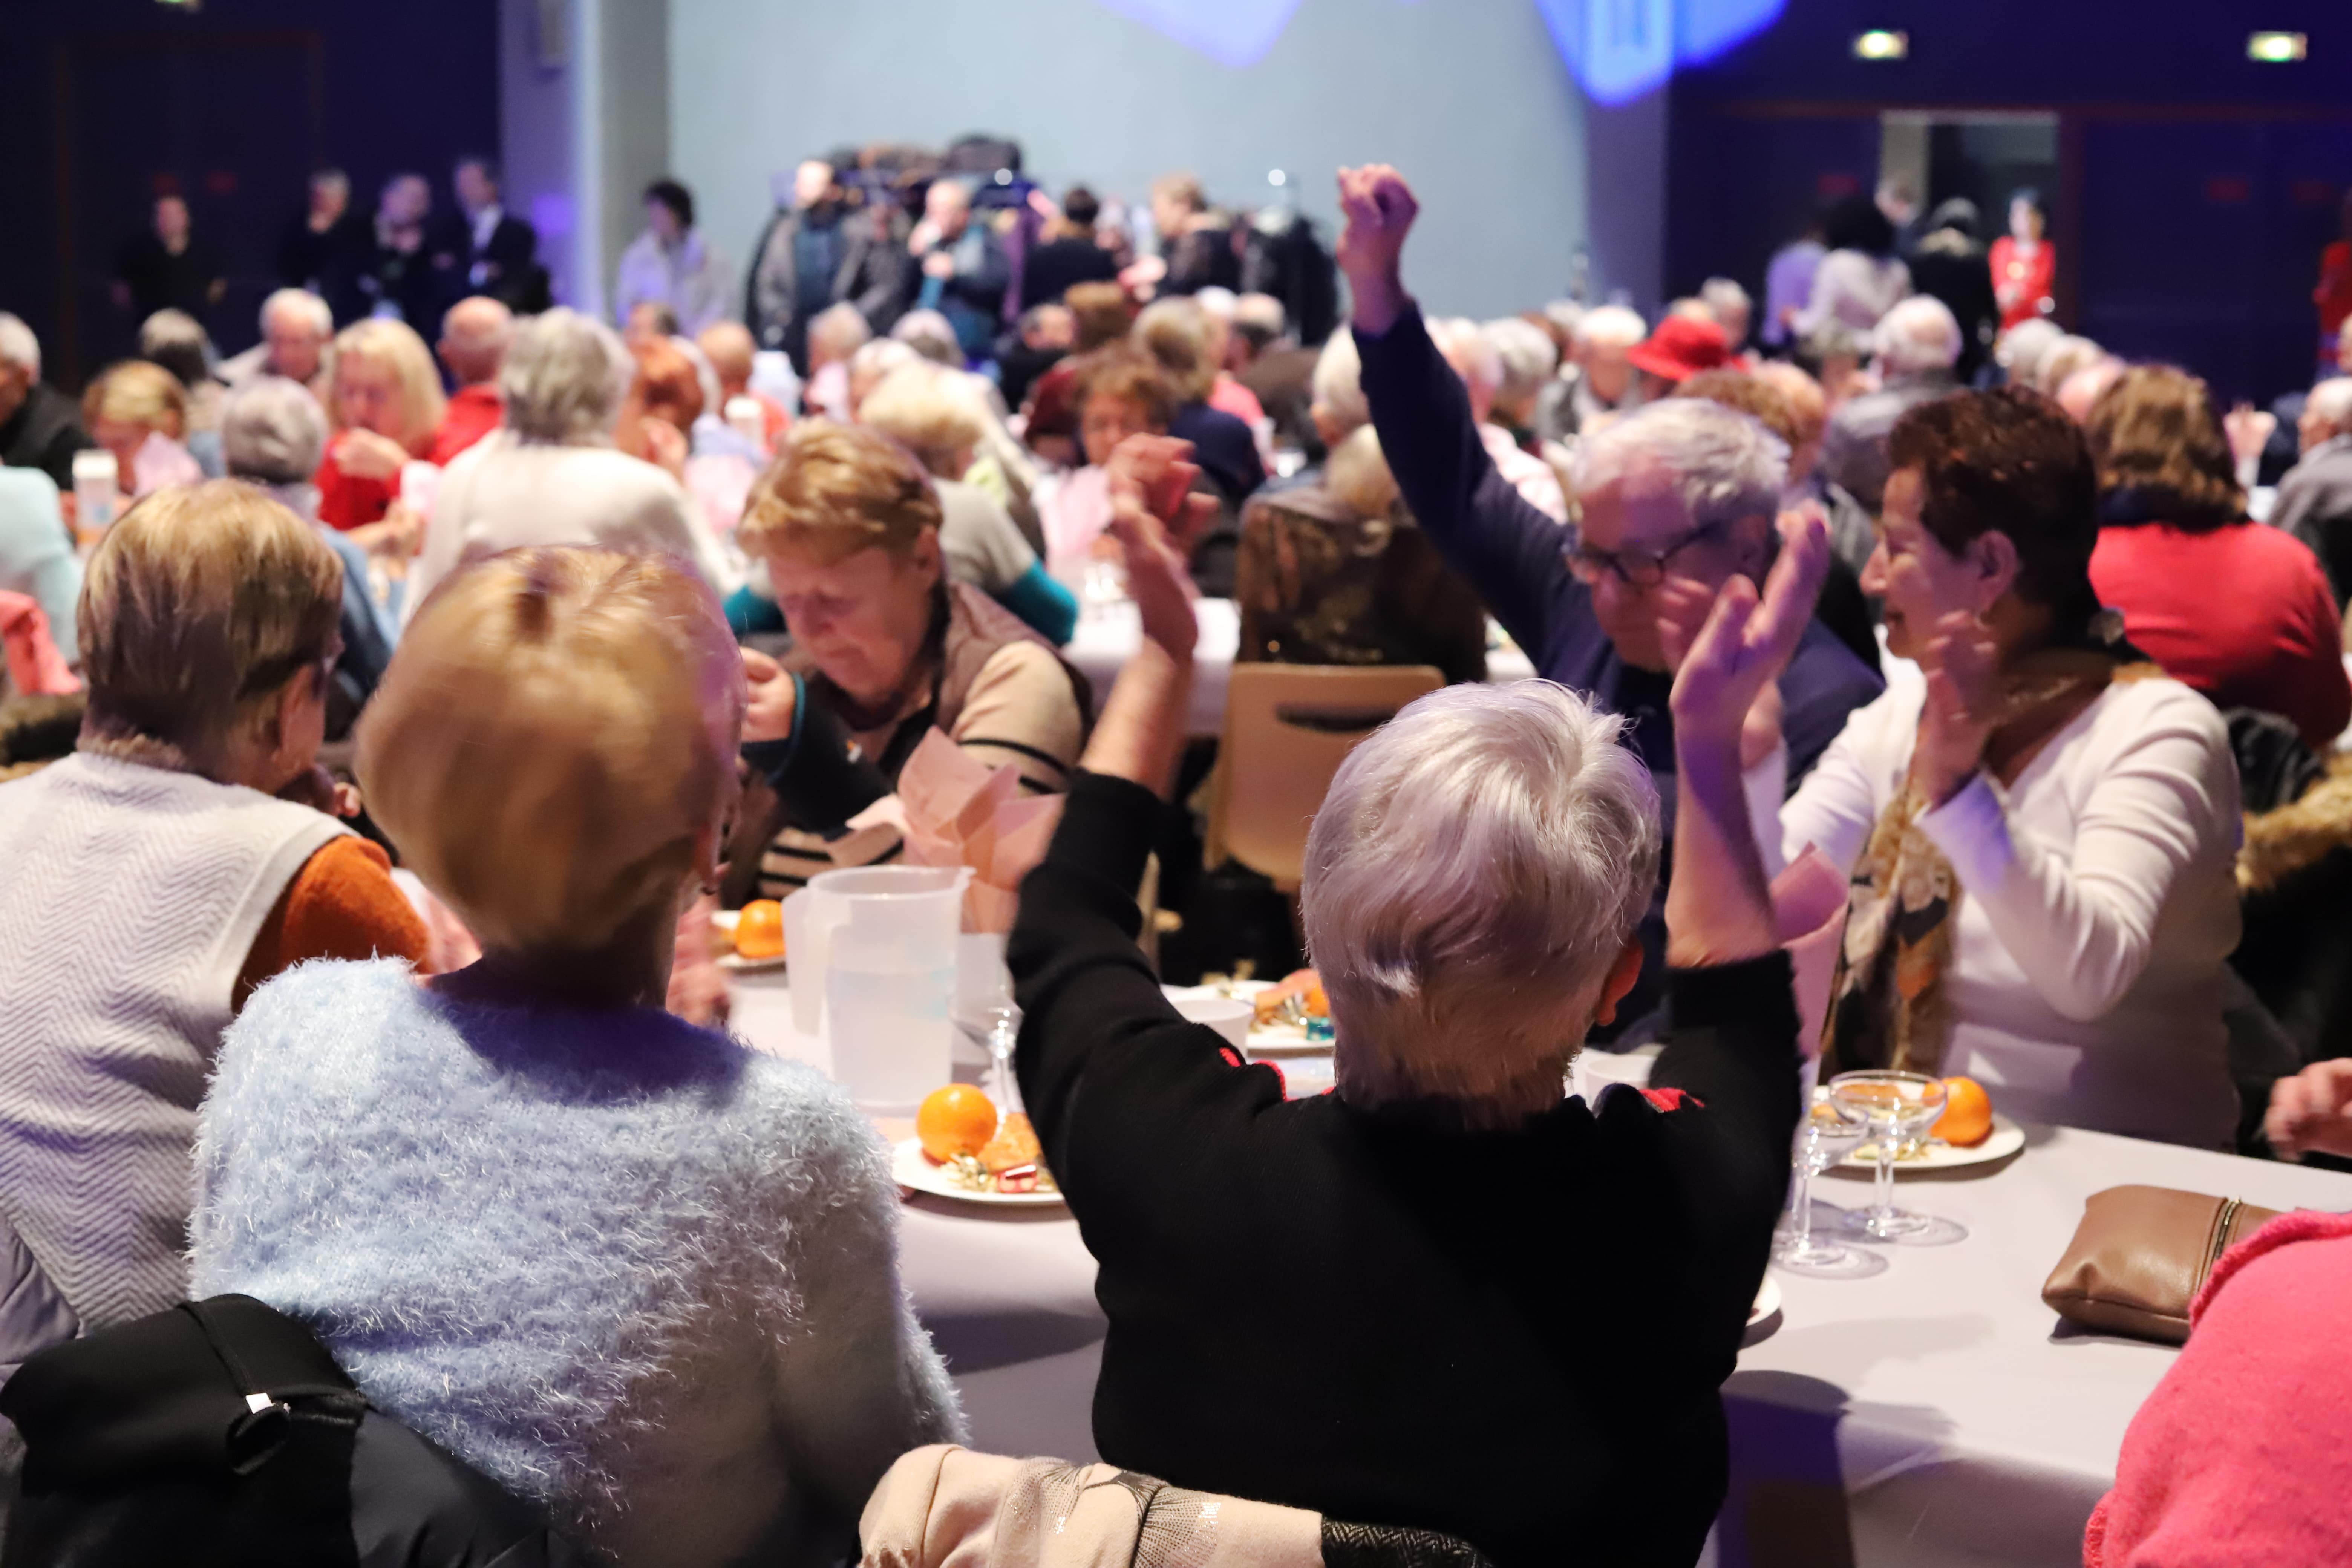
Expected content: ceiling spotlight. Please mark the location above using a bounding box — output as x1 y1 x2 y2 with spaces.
1853 30 1908 61
2248 31 2307 62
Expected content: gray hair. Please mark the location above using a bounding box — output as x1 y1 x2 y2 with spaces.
1543 300 1587 342
1428 317 1501 395
2309 377 2352 432
1997 316 2065 382
1481 318 1559 403
1574 305 1647 351
500 307 633 444
809 302 871 361
0 313 39 376
1700 277 1752 317
890 309 962 366
220 376 329 484
1302 681 1661 1124
1873 295 1963 376
1309 329 1366 436
259 288 332 338
849 338 920 385
1571 397 1789 528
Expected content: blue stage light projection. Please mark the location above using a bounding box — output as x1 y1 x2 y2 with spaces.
1090 0 1782 98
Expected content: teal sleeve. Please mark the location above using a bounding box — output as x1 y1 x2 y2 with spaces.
726 584 787 639
996 562 1079 646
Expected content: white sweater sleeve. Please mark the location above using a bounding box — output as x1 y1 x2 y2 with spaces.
1915 686 2234 1023
1778 695 1896 880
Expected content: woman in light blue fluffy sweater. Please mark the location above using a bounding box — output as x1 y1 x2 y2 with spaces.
191 548 963 1567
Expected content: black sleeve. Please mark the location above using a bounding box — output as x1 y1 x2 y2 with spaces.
1009 771 1282 1192
1356 303 1577 663
1642 954 1803 1338
743 682 893 830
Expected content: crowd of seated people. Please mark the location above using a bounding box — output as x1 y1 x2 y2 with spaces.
2 139 2352 1568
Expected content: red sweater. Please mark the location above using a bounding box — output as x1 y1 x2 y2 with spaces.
314 443 397 531
428 384 504 467
2087 1209 2352 1566
2090 521 2350 749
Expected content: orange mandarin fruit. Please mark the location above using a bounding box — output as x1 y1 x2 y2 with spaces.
917 1084 999 1163
1934 1076 1994 1147
735 899 784 959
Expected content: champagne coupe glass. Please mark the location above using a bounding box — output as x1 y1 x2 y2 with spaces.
1828 1070 1968 1245
1778 1097 1888 1277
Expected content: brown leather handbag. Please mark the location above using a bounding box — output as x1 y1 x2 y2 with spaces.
2041 1185 2285 1344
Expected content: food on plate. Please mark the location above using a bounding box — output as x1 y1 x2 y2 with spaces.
1932 1076 1994 1147
977 1111 1042 1174
916 1084 998 1162
1253 968 1329 1027
734 899 785 959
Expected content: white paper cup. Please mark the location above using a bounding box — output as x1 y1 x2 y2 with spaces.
1172 995 1253 1052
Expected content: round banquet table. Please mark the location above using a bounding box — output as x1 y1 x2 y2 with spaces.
730 974 2352 1567
1061 598 1539 738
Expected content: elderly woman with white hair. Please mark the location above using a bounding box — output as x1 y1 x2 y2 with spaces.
1536 302 1647 444
1011 445 1821 1566
1429 314 1565 521
220 377 395 724
404 307 737 622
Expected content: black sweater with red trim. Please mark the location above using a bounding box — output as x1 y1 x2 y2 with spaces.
1009 771 1802 1568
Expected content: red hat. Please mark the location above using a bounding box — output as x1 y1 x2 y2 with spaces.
1626 314 1730 383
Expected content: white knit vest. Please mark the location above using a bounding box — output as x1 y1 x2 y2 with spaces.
0 753 345 1326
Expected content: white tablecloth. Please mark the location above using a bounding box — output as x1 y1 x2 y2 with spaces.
732 975 2352 1566
1061 598 1538 738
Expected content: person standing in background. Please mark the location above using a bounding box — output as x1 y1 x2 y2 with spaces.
744 159 903 374
1019 187 1120 311
113 195 225 328
445 157 546 314
0 314 95 495
355 175 446 331
2314 192 2352 363
1991 189 2056 332
904 179 1009 364
614 179 735 337
1906 199 2001 385
277 170 364 322
1761 211 1827 352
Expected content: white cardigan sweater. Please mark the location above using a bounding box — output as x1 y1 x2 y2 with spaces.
191 960 963 1566
1778 677 2242 1148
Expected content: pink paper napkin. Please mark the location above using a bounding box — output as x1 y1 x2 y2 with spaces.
895 730 1064 933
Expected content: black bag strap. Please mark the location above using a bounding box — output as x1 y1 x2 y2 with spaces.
177 1298 366 1476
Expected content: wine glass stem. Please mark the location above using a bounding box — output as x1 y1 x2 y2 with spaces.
1791 1162 1816 1251
1873 1127 1897 1230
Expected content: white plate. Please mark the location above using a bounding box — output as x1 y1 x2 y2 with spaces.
1750 1275 1781 1326
716 951 790 974
1163 982 1334 1058
1835 1112 2026 1173
891 1137 1065 1208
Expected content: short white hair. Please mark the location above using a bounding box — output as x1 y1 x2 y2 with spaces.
0 314 39 377
259 288 332 338
809 302 871 360
220 375 329 484
849 338 920 384
1310 329 1366 436
1701 277 1751 314
1193 285 1237 322
1872 295 1963 376
1429 317 1502 395
1481 318 1559 403
1543 300 1587 343
500 307 634 444
1572 397 1789 527
890 309 961 366
1575 304 1648 351
1303 681 1661 1122
1997 316 2064 381
2309 377 2352 431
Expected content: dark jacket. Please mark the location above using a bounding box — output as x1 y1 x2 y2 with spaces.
2 1294 581 1566
2272 435 2352 612
1906 228 2000 384
745 204 909 366
1357 302 1884 1041
1167 401 1266 513
1011 771 1802 1568
439 212 547 314
0 384 95 496
1018 236 1118 312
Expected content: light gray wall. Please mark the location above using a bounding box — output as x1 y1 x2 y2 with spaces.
666 0 1619 321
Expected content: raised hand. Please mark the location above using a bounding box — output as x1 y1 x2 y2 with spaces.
1914 610 2000 805
1335 164 1418 335
740 647 798 744
2267 1059 2352 1162
1104 432 1218 547
1668 511 1831 758
1105 467 1197 663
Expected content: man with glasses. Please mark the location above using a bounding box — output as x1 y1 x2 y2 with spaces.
1337 163 1883 1039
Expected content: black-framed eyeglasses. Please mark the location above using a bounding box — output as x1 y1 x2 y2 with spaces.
1565 520 1730 588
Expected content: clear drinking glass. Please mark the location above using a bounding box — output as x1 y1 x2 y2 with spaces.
1828 1070 1968 1245
1778 1098 1888 1278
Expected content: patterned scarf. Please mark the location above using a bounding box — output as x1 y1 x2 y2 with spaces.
1822 642 2159 1073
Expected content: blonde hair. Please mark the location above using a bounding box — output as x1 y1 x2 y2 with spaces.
330 318 446 451
78 481 343 752
1133 297 1218 404
738 420 942 565
858 365 984 478
358 548 744 956
1326 426 1399 521
80 360 188 440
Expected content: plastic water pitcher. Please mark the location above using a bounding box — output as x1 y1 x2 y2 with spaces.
782 865 972 1113
71 450 119 542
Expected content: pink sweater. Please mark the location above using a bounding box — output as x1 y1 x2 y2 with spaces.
2087 1208 2352 1565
